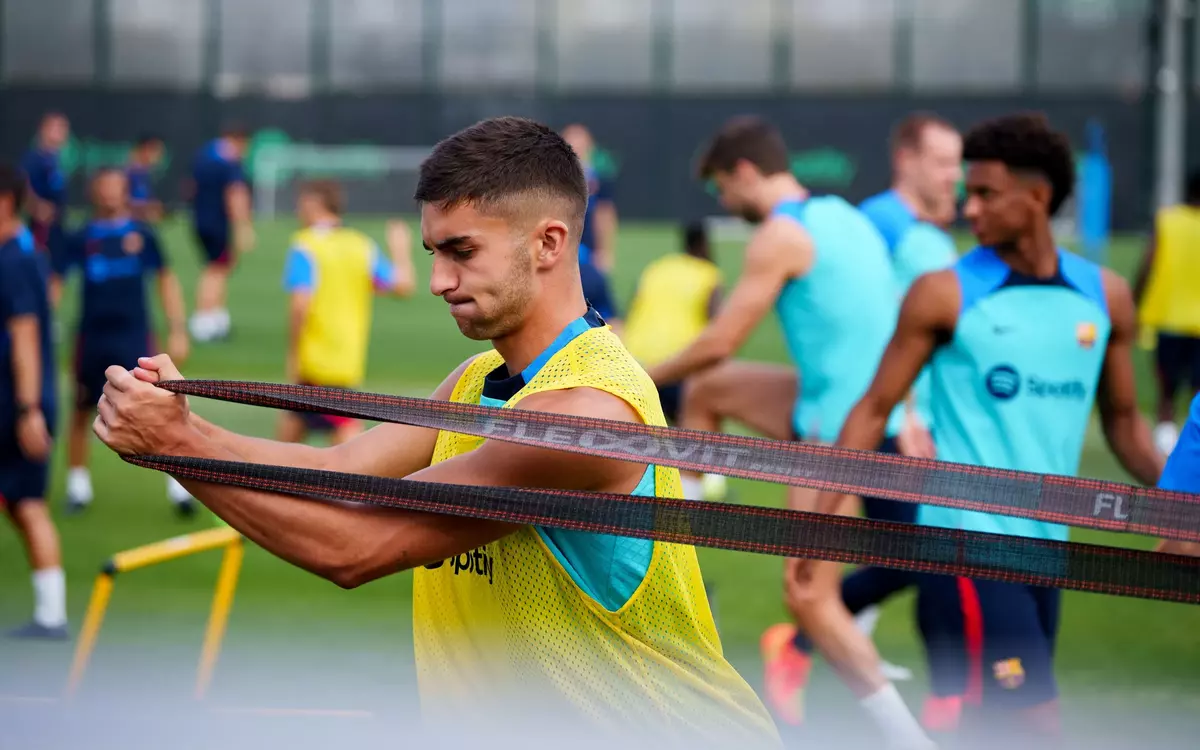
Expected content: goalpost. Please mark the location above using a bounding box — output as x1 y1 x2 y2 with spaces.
251 144 435 221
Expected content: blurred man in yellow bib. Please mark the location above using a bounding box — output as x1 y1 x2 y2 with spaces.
1135 170 1200 455
278 180 416 445
93 118 780 748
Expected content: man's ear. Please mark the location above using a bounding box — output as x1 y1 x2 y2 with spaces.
1025 174 1054 214
534 219 571 268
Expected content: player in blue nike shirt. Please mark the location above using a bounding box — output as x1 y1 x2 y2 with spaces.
22 112 71 305
0 163 67 639
802 113 1163 747
647 116 932 747
188 125 254 343
127 133 166 223
57 169 191 516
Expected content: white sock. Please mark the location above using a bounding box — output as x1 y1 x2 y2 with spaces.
66 467 93 505
189 311 214 342
32 567 67 628
1154 421 1180 456
214 308 231 335
855 605 882 638
860 683 932 749
680 475 704 501
166 475 193 504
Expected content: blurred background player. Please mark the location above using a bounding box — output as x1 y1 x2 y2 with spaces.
623 220 728 500
188 124 254 343
126 133 166 223
788 113 965 686
23 112 71 305
278 180 416 446
562 123 622 332
1134 169 1200 456
803 113 1163 746
57 169 191 515
646 117 930 746
0 164 67 640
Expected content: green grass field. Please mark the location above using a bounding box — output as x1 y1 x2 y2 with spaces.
2 218 1199 746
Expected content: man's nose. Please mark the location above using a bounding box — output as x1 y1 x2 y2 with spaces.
428 255 457 297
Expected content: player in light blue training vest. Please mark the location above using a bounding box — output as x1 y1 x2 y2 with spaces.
790 114 965 689
806 114 1164 744
647 116 932 746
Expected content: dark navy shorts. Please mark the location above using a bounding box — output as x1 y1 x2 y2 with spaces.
1156 332 1200 393
75 335 153 410
918 574 1061 713
657 383 682 424
0 420 53 511
790 431 918 524
194 227 232 268
294 383 359 434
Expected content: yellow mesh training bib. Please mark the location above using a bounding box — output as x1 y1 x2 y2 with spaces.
292 225 377 387
1141 205 1200 338
624 254 723 367
412 323 779 747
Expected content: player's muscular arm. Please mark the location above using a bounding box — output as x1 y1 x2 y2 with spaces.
1097 270 1164 486
384 221 417 298
812 271 959 517
649 219 809 385
100 365 643 589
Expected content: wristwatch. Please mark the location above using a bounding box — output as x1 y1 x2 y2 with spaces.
16 403 41 419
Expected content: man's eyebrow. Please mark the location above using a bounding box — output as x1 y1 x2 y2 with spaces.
422 235 473 252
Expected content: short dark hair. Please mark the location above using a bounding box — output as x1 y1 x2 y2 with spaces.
0 164 27 213
1185 169 1200 205
695 116 790 180
683 221 709 258
963 113 1076 217
135 133 162 148
300 179 344 215
414 116 588 234
891 112 956 155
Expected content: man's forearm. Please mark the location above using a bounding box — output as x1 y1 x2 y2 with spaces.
1105 412 1164 486
9 317 42 407
189 412 327 468
652 336 728 385
167 425 408 588
812 401 892 516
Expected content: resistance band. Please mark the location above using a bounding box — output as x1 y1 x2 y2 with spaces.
125 453 1200 606
161 380 1200 543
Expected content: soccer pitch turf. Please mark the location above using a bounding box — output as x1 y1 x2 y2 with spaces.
1 217 1199 745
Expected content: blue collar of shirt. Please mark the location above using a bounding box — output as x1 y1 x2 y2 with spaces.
482 307 605 402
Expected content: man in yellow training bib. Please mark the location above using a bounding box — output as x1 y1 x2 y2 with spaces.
279 180 416 446
1135 170 1200 456
91 117 780 748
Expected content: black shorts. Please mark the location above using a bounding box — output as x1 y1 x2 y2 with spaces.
75 335 154 410
293 383 359 434
1156 332 1200 393
194 227 232 268
657 383 682 424
790 431 919 525
0 422 53 511
918 575 1060 714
